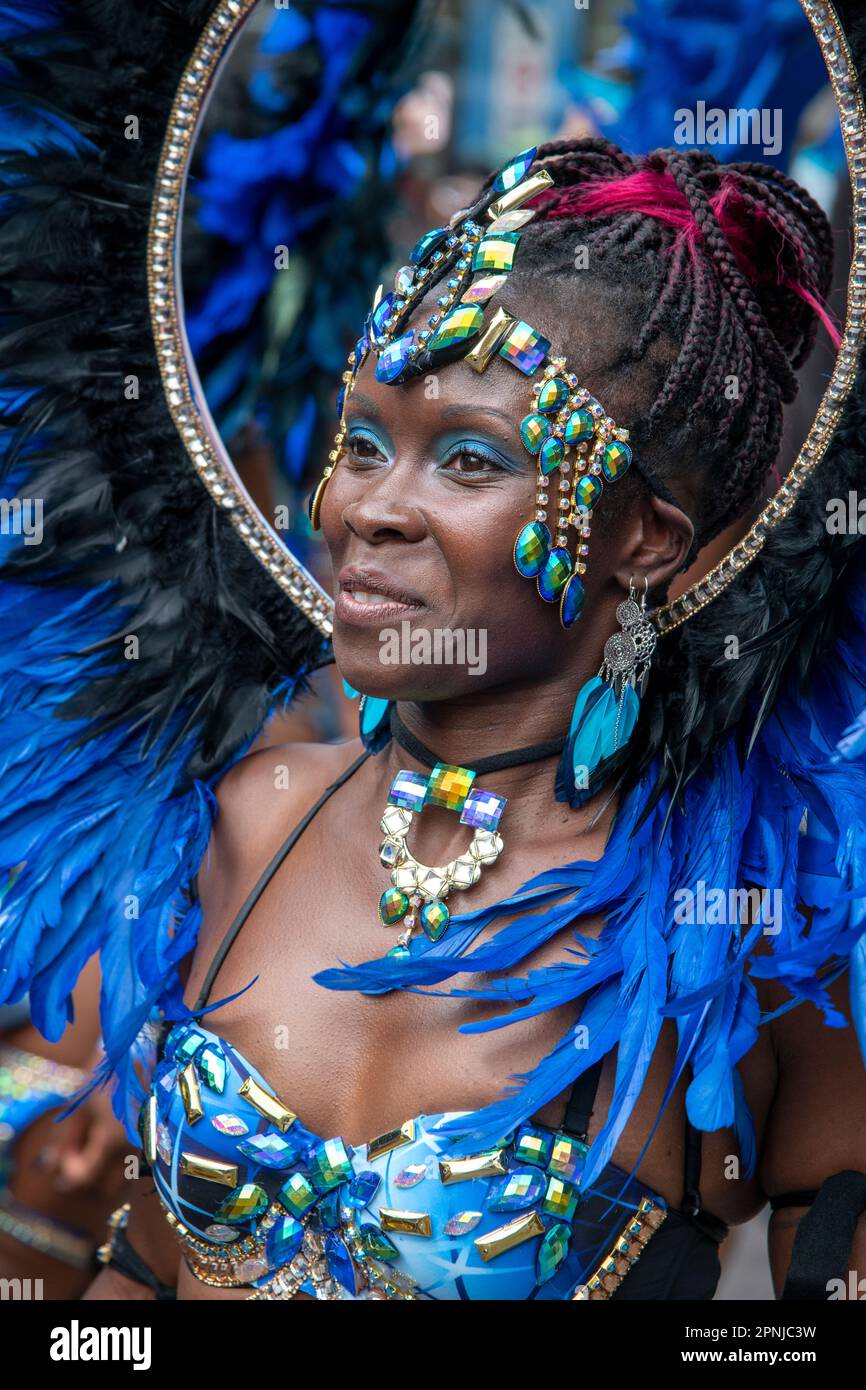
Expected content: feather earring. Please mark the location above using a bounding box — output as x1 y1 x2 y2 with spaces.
555 577 656 808
343 679 393 753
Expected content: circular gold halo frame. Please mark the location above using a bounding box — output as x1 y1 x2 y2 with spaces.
148 0 866 643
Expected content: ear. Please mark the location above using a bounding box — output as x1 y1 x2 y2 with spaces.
612 492 695 594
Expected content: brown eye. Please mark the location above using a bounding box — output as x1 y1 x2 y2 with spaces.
346 428 386 461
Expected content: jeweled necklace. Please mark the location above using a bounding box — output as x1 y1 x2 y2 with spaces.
377 708 565 957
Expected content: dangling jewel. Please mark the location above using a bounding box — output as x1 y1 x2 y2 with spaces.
564 408 595 445
379 887 409 925
420 899 449 941
602 440 632 480
513 520 550 578
537 377 569 413
358 692 392 752
575 475 603 511
370 292 395 346
519 413 551 454
538 547 572 601
560 573 585 629
539 436 563 476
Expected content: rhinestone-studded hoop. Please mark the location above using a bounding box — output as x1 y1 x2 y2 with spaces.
146 0 334 638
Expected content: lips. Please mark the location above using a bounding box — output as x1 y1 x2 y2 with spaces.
336 564 427 626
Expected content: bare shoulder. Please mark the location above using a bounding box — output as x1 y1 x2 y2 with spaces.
196 737 363 937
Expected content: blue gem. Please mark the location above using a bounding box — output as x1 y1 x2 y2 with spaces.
174 1029 206 1065
237 1132 300 1169
375 331 415 383
536 1222 571 1284
538 547 572 602
318 1186 346 1230
308 1136 354 1191
265 1215 303 1270
492 146 537 195
488 1169 547 1212
513 1125 553 1167
560 574 585 628
370 292 395 346
514 520 550 578
336 384 346 418
325 1233 360 1294
348 1171 381 1209
410 226 448 265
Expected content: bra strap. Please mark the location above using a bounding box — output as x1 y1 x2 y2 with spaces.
562 1059 604 1141
193 748 371 1011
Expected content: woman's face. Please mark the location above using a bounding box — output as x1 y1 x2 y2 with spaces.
319 287 651 702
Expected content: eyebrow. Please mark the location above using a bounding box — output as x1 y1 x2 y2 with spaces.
347 391 514 430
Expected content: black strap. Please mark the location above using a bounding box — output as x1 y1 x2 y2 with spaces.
780 1170 866 1300
562 1059 603 1140
389 707 565 776
194 749 371 1011
106 1224 176 1301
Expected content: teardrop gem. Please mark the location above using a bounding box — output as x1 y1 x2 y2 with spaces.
538 547 572 601
564 408 594 445
536 1221 571 1284
537 377 569 413
266 1215 304 1270
213 1183 269 1224
379 887 409 925
575 475 603 511
560 573 585 628
492 146 537 194
519 413 552 454
539 436 564 476
513 520 550 578
370 292 395 346
420 899 450 941
409 226 448 265
428 303 483 353
602 440 632 480
375 331 415 384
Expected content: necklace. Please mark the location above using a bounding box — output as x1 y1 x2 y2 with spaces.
376 709 566 956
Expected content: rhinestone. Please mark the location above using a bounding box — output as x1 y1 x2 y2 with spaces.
395 1164 428 1188
379 886 409 925
520 412 552 454
488 1169 547 1212
537 546 572 601
375 331 415 384
560 574 585 628
565 408 595 445
237 1132 300 1169
492 146 536 194
514 1125 552 1167
381 806 412 836
213 1183 269 1224
429 303 483 353
196 1043 227 1093
536 1221 571 1284
203 1224 241 1244
420 899 450 941
460 273 508 304
602 440 632 480
308 1137 354 1192
513 520 550 578
444 1210 483 1237
539 436 564 476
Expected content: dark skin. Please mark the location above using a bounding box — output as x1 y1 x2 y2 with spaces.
86 284 866 1299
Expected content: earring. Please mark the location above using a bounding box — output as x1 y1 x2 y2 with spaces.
343 680 393 753
555 576 656 808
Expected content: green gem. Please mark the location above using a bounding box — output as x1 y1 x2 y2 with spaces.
387 945 410 959
196 1043 227 1094
379 887 409 925
542 1175 578 1221
564 409 594 445
537 547 572 602
360 1223 400 1263
213 1183 269 1224
519 413 551 454
539 436 563 476
472 231 521 273
278 1171 317 1216
309 1137 354 1192
420 899 450 941
428 303 483 353
602 440 632 480
536 1221 571 1284
560 573 585 628
513 1125 553 1167
575 475 603 511
514 520 550 578
537 377 569 412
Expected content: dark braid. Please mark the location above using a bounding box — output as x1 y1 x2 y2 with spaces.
484 139 836 547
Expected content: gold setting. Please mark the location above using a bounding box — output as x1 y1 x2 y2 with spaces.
180 1152 239 1187
439 1148 508 1184
378 1208 433 1237
571 1197 667 1299
366 1119 416 1160
474 1209 545 1262
487 170 555 221
179 1062 203 1124
465 306 517 372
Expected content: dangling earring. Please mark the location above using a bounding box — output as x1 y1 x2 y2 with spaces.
343 679 393 753
555 576 656 808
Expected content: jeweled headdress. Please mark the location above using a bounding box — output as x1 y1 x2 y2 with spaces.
309 147 635 631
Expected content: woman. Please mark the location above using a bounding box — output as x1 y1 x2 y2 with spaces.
82 140 866 1300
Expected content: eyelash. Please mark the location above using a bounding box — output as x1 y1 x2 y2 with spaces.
344 429 511 477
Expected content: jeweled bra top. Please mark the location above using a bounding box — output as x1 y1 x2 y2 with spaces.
144 1020 667 1300
139 751 725 1301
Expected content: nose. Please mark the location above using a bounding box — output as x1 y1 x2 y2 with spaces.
340 466 429 546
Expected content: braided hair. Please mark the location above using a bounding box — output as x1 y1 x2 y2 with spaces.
484 139 836 550
475 139 858 805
